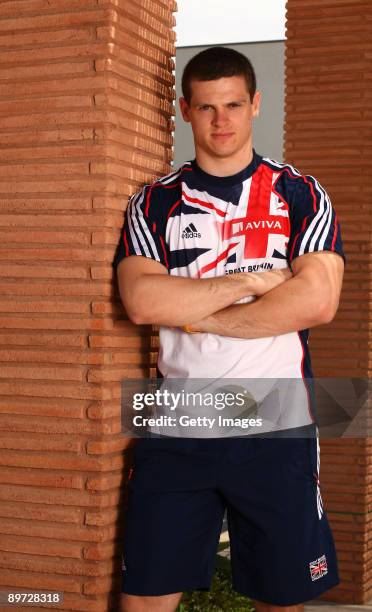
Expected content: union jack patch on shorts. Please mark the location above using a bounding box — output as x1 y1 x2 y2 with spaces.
309 554 328 581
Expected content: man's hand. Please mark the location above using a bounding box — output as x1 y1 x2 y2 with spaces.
182 252 344 338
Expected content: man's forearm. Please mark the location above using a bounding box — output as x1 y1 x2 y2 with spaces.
129 272 256 326
189 253 344 339
192 276 324 338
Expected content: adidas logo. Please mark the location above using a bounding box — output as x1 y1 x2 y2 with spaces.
182 223 201 239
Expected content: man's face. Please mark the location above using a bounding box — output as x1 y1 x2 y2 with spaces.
179 75 260 163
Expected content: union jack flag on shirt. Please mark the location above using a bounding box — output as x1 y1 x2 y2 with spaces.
309 554 328 581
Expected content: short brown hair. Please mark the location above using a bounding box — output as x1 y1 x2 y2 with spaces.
181 46 257 105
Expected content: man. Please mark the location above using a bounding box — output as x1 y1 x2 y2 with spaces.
116 47 345 612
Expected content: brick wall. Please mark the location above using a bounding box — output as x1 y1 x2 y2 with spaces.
285 0 371 604
0 1 176 610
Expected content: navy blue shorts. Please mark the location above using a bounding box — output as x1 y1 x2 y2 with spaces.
121 436 339 606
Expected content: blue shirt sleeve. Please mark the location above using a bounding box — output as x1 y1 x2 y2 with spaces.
114 183 169 270
286 173 345 264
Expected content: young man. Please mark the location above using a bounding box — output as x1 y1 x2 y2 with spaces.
116 47 345 612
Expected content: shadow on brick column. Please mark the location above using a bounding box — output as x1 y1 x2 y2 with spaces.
285 0 372 605
0 1 176 610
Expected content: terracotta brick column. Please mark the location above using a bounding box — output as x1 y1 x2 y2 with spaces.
0 1 176 610
285 0 371 604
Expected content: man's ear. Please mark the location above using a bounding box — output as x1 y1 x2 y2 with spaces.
179 97 191 122
252 91 261 118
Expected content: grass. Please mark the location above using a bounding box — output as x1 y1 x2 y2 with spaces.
176 552 255 612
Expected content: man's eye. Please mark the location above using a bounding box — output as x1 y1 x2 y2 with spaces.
229 103 241 108
199 105 211 111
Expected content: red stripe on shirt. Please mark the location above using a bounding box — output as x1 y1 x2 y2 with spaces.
198 242 239 277
167 198 182 219
123 231 129 257
145 184 154 217
297 332 314 423
145 180 182 217
159 236 169 269
331 215 338 251
182 191 226 218
276 167 318 213
290 216 311 261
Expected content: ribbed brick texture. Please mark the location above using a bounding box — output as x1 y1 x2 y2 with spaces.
285 0 371 604
0 1 176 610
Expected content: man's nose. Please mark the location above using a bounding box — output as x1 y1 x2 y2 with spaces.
212 108 229 126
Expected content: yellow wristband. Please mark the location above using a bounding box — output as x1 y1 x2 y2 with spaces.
182 325 198 334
